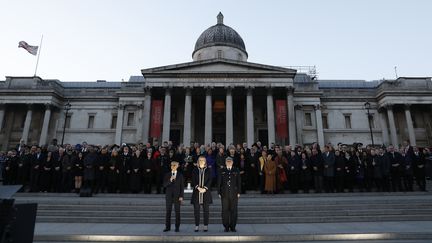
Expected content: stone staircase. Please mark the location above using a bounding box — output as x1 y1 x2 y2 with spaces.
12 190 432 242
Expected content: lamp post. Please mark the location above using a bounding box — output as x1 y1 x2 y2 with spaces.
61 101 71 146
364 101 374 147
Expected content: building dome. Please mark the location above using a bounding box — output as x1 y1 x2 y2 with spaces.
192 13 248 61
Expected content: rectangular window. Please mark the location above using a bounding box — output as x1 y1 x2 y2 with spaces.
111 114 117 129
344 114 352 129
304 112 312 126
87 115 95 129
127 112 135 126
217 50 222 58
322 113 329 129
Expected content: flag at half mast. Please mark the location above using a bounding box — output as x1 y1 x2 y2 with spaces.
18 41 38 55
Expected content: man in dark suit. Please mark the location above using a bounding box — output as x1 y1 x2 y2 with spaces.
217 157 241 232
387 145 403 192
163 161 184 232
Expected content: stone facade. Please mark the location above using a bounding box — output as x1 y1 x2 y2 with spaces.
0 14 431 150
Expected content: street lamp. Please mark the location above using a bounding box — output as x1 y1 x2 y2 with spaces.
61 101 71 146
364 101 374 147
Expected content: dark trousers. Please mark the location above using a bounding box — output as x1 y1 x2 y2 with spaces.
30 170 39 192
415 170 426 191
391 170 402 192
143 175 152 194
193 203 210 226
62 171 73 192
165 197 180 229
323 176 334 193
314 175 323 193
382 175 391 192
221 195 238 230
335 175 344 192
403 174 413 191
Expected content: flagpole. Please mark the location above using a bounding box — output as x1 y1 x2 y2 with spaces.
34 35 43 77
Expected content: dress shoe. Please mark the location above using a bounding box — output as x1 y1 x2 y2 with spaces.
194 226 199 232
224 228 229 232
203 225 208 232
175 228 179 232
230 228 237 232
163 228 170 232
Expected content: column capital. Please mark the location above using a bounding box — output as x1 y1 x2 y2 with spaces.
164 87 172 94
25 103 35 110
205 86 213 96
44 103 53 110
246 87 254 96
384 103 394 110
286 86 295 94
117 104 125 110
314 104 324 110
144 86 152 94
224 85 234 91
294 104 303 110
184 86 193 95
404 104 412 110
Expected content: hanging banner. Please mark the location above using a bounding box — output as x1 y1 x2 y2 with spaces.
150 100 163 138
275 100 288 139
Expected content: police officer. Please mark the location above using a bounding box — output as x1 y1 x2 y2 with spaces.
163 161 184 232
217 157 241 232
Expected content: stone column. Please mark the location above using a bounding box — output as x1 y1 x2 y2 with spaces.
161 88 171 143
226 87 234 146
39 104 52 146
142 88 152 144
386 104 398 146
22 104 33 144
266 88 276 147
115 104 125 145
136 103 144 143
183 87 192 147
246 87 255 148
204 88 213 145
0 104 5 132
378 107 390 146
287 87 296 145
404 104 416 146
314 104 325 147
295 105 303 145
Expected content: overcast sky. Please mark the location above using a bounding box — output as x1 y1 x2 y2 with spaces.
1 0 431 81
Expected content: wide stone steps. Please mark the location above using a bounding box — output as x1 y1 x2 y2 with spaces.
15 191 432 224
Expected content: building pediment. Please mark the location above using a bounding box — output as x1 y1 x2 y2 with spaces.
141 59 296 78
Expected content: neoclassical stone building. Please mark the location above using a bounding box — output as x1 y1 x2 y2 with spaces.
0 13 431 150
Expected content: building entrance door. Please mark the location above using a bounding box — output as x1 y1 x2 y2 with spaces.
258 129 268 147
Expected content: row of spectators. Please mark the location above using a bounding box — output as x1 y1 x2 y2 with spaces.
1 139 431 194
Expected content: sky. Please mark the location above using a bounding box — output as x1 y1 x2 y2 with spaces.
1 0 431 82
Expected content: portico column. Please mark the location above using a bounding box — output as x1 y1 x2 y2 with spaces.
404 104 416 146
314 104 325 147
161 88 171 143
136 103 144 143
204 88 213 145
22 104 33 144
295 105 303 145
246 87 255 148
142 88 152 143
386 104 398 147
226 87 234 146
378 108 390 145
115 104 125 145
0 104 5 133
183 87 192 146
266 88 276 146
287 87 296 145
39 104 52 146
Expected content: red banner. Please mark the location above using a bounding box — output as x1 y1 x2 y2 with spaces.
150 100 163 138
275 100 288 139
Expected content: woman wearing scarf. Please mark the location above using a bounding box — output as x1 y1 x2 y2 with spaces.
191 155 213 232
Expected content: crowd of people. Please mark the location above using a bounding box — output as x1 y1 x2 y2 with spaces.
1 138 430 194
